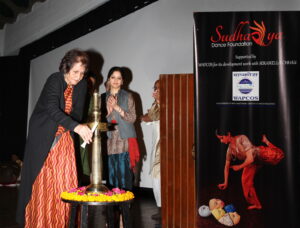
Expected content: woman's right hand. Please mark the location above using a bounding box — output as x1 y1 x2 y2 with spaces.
140 114 151 122
218 183 228 190
107 95 118 108
74 124 93 144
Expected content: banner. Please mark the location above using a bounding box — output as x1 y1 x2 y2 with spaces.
194 12 299 228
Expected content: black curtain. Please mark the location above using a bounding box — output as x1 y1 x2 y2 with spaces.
0 56 30 161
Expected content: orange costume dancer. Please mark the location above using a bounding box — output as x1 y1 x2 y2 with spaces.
216 132 284 210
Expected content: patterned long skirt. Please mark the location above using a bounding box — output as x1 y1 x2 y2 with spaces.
25 131 78 228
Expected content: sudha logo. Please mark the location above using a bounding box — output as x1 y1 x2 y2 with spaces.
210 20 283 47
238 78 253 94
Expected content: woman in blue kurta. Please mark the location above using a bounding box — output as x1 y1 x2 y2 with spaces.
103 66 139 228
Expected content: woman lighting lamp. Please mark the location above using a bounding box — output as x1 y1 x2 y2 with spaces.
16 49 93 227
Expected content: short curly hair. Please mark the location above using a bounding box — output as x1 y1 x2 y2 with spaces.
59 49 89 74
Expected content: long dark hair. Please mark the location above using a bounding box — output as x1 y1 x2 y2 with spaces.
59 49 89 74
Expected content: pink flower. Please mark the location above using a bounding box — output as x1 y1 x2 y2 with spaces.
112 188 121 193
68 188 78 193
112 188 126 194
78 186 86 191
104 191 113 196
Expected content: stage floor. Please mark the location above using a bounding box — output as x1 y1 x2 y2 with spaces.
0 185 161 228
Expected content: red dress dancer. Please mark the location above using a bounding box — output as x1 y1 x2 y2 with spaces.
25 86 78 227
217 133 284 210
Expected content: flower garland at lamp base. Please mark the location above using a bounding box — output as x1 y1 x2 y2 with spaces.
61 186 134 202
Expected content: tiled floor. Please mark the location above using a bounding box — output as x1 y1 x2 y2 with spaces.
0 185 161 228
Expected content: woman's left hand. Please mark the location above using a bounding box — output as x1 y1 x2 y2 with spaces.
107 95 118 108
107 95 117 116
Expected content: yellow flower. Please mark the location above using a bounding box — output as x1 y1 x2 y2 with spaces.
60 187 135 202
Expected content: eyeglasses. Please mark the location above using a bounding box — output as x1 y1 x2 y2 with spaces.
153 86 158 91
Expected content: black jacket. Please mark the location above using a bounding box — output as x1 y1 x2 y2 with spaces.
16 72 87 226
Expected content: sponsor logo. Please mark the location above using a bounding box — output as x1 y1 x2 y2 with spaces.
238 78 253 94
232 71 259 101
210 21 283 47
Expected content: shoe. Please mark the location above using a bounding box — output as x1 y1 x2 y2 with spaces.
151 208 161 220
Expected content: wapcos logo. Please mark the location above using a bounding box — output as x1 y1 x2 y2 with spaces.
232 71 259 101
